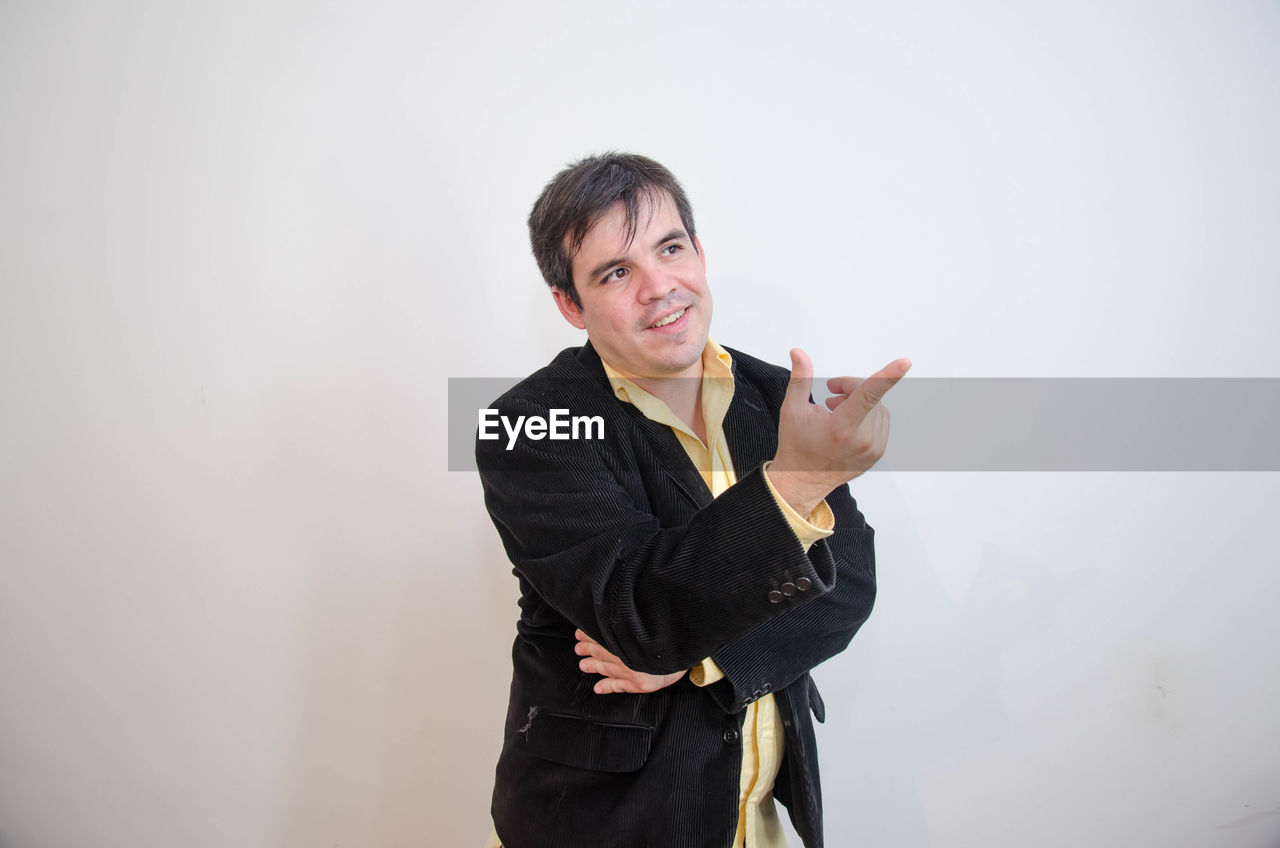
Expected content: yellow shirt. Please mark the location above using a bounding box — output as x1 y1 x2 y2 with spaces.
486 340 833 848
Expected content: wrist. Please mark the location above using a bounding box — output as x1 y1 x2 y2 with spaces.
764 462 832 518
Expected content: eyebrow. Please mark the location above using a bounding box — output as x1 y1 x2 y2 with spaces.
586 229 690 281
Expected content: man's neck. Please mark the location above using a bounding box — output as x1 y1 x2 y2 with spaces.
615 359 707 443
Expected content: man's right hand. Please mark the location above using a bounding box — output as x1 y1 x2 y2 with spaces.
768 348 911 517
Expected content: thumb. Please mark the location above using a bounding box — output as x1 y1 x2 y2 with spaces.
784 348 814 410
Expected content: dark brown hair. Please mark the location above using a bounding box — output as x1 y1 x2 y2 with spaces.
527 152 698 309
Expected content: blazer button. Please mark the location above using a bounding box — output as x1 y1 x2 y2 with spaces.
767 590 784 604
795 577 812 591
781 581 797 597
723 727 740 744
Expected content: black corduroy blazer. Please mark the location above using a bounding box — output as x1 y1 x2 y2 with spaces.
477 342 877 848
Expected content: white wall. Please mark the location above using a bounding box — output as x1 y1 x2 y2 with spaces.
2 1 1277 846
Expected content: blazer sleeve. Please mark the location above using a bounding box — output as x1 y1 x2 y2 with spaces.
477 392 843 676
698 476 877 713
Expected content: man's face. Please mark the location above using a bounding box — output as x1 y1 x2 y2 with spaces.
553 193 712 384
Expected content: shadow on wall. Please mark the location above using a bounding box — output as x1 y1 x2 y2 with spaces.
822 482 1094 845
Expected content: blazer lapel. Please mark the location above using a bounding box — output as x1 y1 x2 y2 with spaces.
575 342 712 510
723 365 780 477
627 407 714 509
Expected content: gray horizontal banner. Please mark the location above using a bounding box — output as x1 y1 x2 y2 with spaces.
449 378 1280 472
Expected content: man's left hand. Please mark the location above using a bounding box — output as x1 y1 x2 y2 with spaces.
574 629 687 694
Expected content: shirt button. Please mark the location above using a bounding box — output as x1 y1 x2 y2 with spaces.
795 577 812 591
724 728 740 744
767 590 784 604
781 581 797 597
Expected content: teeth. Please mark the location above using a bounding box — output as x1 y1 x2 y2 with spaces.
651 308 686 328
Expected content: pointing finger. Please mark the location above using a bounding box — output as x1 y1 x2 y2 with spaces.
845 358 912 419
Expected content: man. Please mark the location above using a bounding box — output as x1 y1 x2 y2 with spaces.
477 153 909 848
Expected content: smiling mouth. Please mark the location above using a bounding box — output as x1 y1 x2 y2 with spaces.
648 307 688 329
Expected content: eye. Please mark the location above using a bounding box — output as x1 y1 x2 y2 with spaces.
661 244 683 256
602 267 627 284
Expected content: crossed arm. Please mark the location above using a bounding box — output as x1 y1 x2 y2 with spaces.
573 349 907 702
574 471 877 706
575 629 689 694
479 349 907 695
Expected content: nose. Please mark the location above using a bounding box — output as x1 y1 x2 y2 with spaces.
633 262 677 303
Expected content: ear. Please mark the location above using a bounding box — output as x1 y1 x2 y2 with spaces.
694 235 707 271
552 287 587 330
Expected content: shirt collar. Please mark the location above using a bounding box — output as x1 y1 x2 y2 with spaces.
600 339 734 406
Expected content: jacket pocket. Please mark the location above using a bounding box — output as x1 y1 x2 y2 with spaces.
807 677 826 724
525 711 653 773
